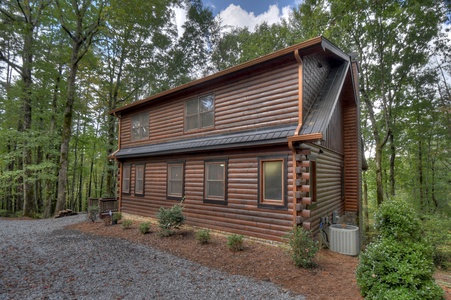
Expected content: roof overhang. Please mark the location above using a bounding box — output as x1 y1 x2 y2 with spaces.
113 125 298 159
110 36 351 116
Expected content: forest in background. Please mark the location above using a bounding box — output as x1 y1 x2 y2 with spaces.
0 0 450 232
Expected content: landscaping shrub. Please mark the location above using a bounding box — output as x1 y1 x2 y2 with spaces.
284 226 318 269
112 212 122 222
356 198 444 299
139 222 151 234
423 214 451 270
196 229 211 244
157 201 185 237
121 219 133 229
227 234 244 252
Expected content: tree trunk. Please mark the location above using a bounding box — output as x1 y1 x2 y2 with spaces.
20 13 35 217
418 138 424 207
363 171 369 233
389 132 395 197
55 43 80 213
44 64 62 217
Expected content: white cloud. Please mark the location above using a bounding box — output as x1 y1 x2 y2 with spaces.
218 4 291 32
173 5 188 37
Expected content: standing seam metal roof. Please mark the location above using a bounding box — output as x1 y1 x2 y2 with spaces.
300 62 349 136
115 125 298 159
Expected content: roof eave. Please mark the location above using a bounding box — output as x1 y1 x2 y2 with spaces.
109 36 327 116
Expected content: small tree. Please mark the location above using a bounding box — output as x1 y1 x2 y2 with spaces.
157 201 185 237
356 198 444 299
284 226 318 269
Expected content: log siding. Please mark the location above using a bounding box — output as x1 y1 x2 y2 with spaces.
113 37 361 242
119 63 298 149
120 146 294 241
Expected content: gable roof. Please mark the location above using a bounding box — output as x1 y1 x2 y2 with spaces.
300 61 349 136
110 36 354 116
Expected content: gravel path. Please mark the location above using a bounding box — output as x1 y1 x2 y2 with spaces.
0 215 305 300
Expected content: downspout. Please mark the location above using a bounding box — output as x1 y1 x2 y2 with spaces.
294 49 303 136
290 49 304 226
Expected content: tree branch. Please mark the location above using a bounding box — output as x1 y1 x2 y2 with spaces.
0 50 24 77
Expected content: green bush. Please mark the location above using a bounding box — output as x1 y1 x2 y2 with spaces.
157 202 185 237
139 222 151 234
284 226 318 269
423 214 451 269
356 198 444 299
0 209 8 217
227 234 244 252
121 219 133 229
196 229 211 244
112 212 122 222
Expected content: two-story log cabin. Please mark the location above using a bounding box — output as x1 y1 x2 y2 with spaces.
110 36 362 242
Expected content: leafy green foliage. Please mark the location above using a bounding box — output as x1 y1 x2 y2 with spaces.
226 234 244 252
112 212 122 222
356 199 444 299
157 202 185 237
423 215 451 269
139 222 151 234
196 229 211 245
284 226 318 269
121 219 132 229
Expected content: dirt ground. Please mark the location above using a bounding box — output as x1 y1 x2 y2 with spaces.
68 218 451 300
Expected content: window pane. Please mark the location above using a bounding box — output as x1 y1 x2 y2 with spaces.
169 181 182 195
132 113 149 140
186 99 198 115
263 161 282 200
170 166 182 180
131 128 140 141
200 95 214 112
201 111 214 127
186 115 198 130
136 165 144 194
122 166 130 193
208 163 224 180
207 181 224 197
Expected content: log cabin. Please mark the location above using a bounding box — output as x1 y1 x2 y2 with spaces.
110 36 362 242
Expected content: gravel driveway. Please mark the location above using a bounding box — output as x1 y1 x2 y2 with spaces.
0 215 305 300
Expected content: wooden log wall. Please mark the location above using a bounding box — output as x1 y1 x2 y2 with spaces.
120 146 295 241
292 143 344 236
120 63 299 149
321 99 343 153
343 103 360 212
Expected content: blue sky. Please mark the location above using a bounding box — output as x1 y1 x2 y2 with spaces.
174 1 301 36
201 0 302 31
203 0 299 16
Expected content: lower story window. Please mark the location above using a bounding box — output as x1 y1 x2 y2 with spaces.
167 163 184 199
122 164 131 194
135 164 145 195
204 160 227 204
258 157 287 209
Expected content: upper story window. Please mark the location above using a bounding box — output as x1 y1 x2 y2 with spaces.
185 94 214 131
131 112 149 141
